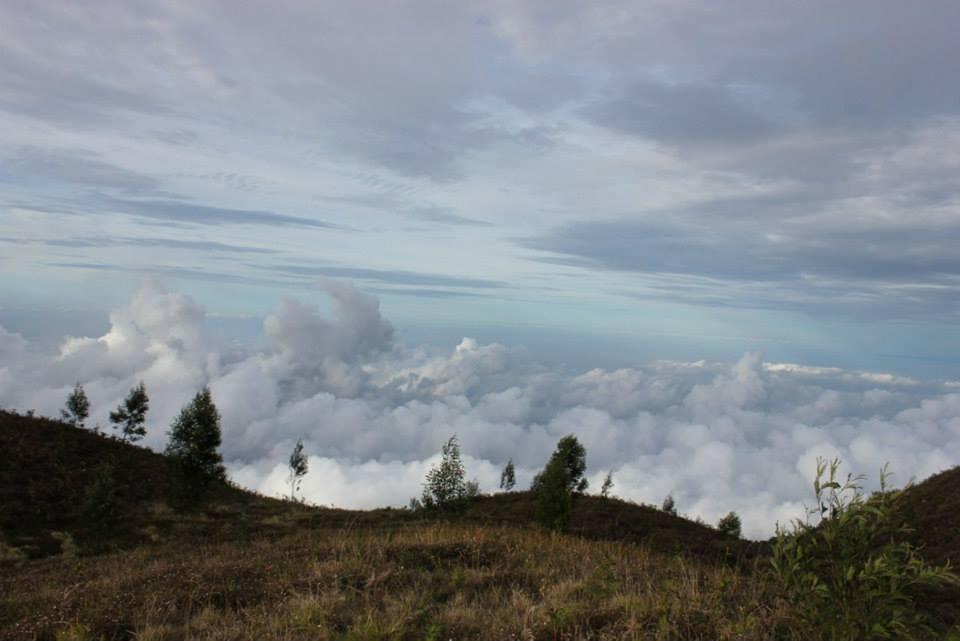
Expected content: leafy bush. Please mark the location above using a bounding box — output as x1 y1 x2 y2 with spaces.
771 458 959 641
717 511 742 538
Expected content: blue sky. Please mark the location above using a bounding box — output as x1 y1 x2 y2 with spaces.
2 0 960 378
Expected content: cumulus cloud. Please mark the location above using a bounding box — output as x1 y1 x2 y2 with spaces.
2 281 958 539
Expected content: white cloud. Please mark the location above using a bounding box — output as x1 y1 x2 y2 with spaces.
1 281 958 539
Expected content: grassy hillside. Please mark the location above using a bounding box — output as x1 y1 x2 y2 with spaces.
2 522 785 641
2 411 958 640
894 465 960 568
0 410 401 560
0 411 749 564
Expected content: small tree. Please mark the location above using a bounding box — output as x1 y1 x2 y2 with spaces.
500 458 516 491
288 439 309 501
536 456 572 532
422 435 468 510
465 478 481 498
165 387 225 484
717 511 742 538
532 435 588 493
109 381 149 442
662 494 677 515
600 472 614 498
61 382 90 428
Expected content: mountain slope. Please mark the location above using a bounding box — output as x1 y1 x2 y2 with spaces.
895 465 960 568
0 410 747 563
0 410 406 559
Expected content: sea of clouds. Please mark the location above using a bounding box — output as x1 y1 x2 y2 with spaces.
1 280 958 539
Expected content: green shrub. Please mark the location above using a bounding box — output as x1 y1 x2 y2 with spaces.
717 511 742 538
771 458 959 641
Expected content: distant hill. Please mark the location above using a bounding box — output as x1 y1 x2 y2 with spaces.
4 409 959 569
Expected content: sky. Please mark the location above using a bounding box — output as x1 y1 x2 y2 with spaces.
1 1 959 537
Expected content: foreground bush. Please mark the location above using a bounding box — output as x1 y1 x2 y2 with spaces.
772 458 959 641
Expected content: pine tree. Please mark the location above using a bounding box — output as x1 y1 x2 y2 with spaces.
165 387 225 484
109 381 149 442
500 458 516 491
61 382 90 428
421 434 467 510
288 439 309 501
600 471 614 498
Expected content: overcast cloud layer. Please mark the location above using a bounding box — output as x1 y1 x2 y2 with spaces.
1 282 958 539
2 1 960 376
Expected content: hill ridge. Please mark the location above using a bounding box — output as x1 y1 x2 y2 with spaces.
0 410 749 563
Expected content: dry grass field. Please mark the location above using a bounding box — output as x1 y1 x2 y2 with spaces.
2 522 788 641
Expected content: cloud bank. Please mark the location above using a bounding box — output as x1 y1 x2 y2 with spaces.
1 281 957 538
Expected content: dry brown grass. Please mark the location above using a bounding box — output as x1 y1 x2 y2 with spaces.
1 523 792 641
